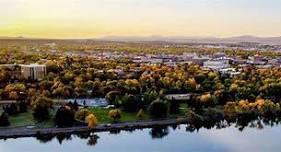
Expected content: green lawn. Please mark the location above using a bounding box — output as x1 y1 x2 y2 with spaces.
0 104 189 128
1 109 56 128
87 105 188 124
88 108 150 123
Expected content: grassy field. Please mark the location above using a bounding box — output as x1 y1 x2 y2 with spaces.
88 108 150 123
88 103 188 124
0 103 189 128
1 109 56 128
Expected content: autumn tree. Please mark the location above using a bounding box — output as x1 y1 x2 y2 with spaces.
86 114 98 128
108 109 121 121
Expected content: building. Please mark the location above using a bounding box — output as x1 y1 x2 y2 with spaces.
219 68 241 77
203 60 230 70
165 94 191 101
20 64 47 81
192 55 210 66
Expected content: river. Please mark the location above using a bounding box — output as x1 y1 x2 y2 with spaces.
0 122 281 152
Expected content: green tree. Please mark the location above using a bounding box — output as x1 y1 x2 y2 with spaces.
31 96 54 122
148 98 169 118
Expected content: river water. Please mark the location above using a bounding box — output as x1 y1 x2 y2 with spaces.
0 123 281 152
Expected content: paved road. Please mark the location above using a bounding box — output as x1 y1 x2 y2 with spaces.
0 118 188 139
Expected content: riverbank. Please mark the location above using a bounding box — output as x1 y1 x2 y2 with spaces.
0 118 188 139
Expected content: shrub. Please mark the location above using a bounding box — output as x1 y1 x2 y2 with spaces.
55 106 75 127
108 109 121 121
75 109 91 121
148 98 169 118
0 112 10 126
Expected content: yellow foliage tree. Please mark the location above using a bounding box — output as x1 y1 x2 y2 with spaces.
200 93 212 103
75 109 91 121
86 114 98 128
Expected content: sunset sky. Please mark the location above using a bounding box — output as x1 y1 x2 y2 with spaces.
0 0 281 38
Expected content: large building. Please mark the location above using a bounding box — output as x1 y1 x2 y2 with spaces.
20 64 47 81
203 60 230 70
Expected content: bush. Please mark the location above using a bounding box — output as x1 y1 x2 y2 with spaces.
148 98 169 118
75 109 91 121
108 109 121 121
86 114 98 128
55 106 75 127
0 112 10 126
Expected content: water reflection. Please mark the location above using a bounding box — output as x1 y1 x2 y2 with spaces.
29 118 281 145
36 132 99 146
150 126 169 139
1 118 281 152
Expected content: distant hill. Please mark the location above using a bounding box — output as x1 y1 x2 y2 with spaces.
99 35 281 45
1 35 280 45
0 36 25 39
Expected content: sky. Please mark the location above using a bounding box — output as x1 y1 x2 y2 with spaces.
0 0 281 38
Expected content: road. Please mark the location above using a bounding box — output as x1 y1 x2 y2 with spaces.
0 118 188 139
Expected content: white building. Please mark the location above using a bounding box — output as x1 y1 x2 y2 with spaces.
203 60 230 70
219 68 241 77
20 64 47 81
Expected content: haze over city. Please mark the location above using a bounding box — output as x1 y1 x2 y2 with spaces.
1 0 281 38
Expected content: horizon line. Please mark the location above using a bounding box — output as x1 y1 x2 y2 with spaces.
1 34 281 40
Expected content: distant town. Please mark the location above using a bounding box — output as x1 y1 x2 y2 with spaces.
0 39 281 145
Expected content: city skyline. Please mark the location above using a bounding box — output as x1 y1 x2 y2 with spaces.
1 0 281 38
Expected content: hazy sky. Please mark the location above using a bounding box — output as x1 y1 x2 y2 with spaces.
0 0 281 38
